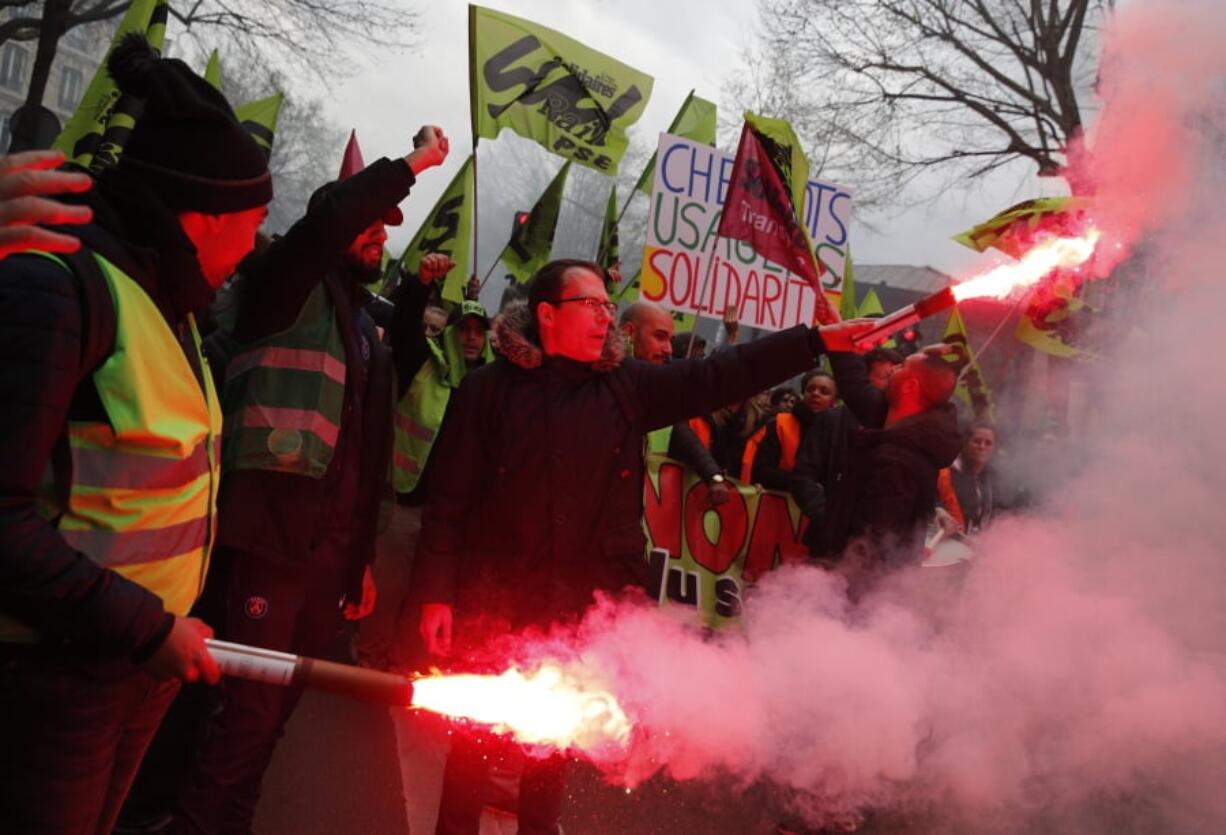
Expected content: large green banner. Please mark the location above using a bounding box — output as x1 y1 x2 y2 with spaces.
643 453 810 628
469 4 654 173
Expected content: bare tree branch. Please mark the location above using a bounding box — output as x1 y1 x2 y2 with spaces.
728 0 1104 201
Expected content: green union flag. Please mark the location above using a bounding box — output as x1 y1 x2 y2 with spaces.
942 307 995 419
954 197 1090 259
500 161 570 283
635 90 716 193
54 0 166 169
597 184 619 273
839 249 858 320
396 156 476 305
204 49 223 90
743 111 810 233
236 93 284 159
470 4 653 173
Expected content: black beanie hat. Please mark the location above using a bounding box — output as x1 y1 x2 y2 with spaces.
109 34 272 214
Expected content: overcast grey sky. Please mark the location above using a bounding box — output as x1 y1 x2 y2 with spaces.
323 0 1069 280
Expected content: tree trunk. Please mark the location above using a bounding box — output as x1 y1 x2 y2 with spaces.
10 0 72 150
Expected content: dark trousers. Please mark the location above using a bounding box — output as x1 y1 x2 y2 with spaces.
353 503 422 670
175 541 348 834
435 730 568 835
0 653 178 835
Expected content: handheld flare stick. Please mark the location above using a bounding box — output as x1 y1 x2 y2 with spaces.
850 286 957 351
205 639 414 707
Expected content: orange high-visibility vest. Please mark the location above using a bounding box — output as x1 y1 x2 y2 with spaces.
740 413 802 483
688 416 712 450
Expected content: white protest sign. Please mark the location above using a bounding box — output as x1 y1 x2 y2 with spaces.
639 132 852 331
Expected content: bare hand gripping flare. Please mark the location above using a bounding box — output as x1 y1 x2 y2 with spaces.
850 228 1102 350
206 640 632 757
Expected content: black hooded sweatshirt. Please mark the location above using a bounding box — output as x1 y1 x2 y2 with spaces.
823 352 962 567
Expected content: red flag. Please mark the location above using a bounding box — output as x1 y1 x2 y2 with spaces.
717 123 821 291
337 129 403 225
339 130 365 180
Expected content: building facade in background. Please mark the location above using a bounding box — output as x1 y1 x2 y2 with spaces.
0 11 108 151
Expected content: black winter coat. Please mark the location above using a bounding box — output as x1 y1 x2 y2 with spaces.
207 157 410 599
823 352 962 566
409 304 824 628
789 404 858 551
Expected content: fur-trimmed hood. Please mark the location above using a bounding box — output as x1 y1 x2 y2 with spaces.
492 299 625 371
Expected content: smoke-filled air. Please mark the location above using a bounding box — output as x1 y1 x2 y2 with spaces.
494 1 1226 831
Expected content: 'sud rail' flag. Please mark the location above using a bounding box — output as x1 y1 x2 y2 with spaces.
397 156 476 305
54 0 165 169
470 4 653 173
500 161 571 283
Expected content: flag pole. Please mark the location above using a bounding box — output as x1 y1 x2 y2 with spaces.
957 296 1024 386
468 4 481 298
472 141 482 292
598 185 638 266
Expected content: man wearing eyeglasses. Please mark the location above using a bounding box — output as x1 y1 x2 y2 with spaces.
408 258 874 835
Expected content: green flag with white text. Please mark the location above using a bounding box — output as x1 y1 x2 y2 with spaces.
398 156 476 305
500 162 570 283
53 0 165 169
634 90 716 193
470 4 653 173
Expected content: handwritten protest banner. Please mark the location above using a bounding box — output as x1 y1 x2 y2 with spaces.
639 133 853 331
642 453 809 628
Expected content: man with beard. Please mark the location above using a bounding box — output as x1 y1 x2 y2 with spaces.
168 126 449 833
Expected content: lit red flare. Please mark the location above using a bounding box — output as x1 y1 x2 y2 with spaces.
951 229 1102 302
849 228 1103 350
411 662 632 755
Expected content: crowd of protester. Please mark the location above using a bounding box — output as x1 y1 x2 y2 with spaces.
0 36 1044 835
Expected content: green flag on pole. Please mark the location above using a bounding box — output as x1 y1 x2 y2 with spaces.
598 184 619 275
953 197 1089 259
87 0 170 172
857 287 884 318
469 4 654 173
235 92 284 159
743 111 811 233
500 161 570 283
634 90 717 193
838 250 858 320
204 49 223 90
53 0 162 168
942 307 996 419
396 156 477 305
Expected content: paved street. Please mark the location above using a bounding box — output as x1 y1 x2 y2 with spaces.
254 690 789 835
